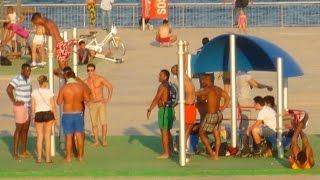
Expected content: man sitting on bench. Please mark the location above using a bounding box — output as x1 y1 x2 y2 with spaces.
156 19 177 45
240 96 277 157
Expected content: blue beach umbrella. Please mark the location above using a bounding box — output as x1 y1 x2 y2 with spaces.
192 34 304 78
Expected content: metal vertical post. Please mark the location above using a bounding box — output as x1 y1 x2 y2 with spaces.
83 5 86 28
182 5 185 27
230 34 237 148
132 6 135 28
48 36 55 157
280 4 284 27
277 57 284 159
178 40 186 166
73 28 78 76
283 78 288 110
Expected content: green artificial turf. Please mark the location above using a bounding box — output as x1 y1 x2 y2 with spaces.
0 56 101 76
0 135 319 177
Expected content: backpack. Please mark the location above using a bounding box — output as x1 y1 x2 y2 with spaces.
0 56 12 66
167 82 178 107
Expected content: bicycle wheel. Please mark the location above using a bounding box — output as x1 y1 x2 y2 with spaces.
108 37 125 59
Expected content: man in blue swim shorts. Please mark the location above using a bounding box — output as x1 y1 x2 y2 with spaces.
57 67 91 162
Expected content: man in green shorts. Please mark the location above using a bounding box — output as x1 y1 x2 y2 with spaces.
147 69 174 159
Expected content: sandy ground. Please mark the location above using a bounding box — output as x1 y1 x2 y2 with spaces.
0 27 319 137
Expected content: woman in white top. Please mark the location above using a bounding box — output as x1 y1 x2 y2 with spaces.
31 75 57 163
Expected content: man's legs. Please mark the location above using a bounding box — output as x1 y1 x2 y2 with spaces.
159 129 170 158
20 120 30 157
185 124 194 151
89 103 99 146
199 128 216 160
212 127 221 160
13 123 23 159
99 103 108 146
65 134 73 162
74 132 84 161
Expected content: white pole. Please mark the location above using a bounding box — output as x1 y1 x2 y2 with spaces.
183 41 192 78
277 57 284 158
73 28 78 75
230 34 237 148
187 54 192 78
283 78 288 110
63 31 67 42
178 40 186 166
48 36 55 157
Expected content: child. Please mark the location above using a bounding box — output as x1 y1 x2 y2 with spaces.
78 40 89 65
237 9 247 33
31 12 76 77
31 25 46 67
6 6 17 52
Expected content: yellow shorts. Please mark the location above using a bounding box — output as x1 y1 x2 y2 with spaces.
89 102 107 126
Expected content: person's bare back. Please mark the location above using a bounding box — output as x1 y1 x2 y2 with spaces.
42 19 63 45
184 75 196 104
158 25 171 38
58 83 89 112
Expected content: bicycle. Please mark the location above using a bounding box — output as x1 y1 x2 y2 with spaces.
79 25 126 63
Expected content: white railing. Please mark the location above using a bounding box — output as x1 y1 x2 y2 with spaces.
2 2 320 28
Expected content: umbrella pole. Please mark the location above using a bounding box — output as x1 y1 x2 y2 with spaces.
73 28 78 76
229 34 237 148
178 40 186 166
277 57 284 158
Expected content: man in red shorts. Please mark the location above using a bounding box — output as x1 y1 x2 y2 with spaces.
31 12 76 77
171 63 196 151
156 19 177 45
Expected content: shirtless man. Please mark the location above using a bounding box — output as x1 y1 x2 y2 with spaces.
156 19 177 44
289 129 314 169
57 67 90 162
171 64 196 151
147 69 174 159
31 12 76 76
195 74 230 160
84 63 113 147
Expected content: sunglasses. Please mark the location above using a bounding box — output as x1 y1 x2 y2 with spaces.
87 69 94 72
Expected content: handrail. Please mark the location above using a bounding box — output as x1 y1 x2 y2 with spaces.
3 1 320 7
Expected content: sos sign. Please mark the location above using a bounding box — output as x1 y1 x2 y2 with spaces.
150 0 168 19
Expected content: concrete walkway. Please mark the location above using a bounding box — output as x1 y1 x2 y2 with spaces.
0 27 319 136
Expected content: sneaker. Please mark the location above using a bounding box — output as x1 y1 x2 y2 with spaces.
30 62 37 67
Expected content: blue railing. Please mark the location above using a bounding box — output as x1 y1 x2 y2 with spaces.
3 2 320 28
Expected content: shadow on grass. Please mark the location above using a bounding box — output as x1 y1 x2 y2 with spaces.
125 120 179 164
1 135 37 160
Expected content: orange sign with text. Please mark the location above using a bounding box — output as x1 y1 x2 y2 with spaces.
142 0 168 20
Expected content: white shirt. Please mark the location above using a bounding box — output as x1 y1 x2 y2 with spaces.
31 88 54 113
236 72 252 100
8 12 17 24
100 0 114 11
257 106 277 131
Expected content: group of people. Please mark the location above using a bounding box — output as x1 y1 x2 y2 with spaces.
0 6 46 66
146 37 314 169
3 11 115 163
7 61 113 163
